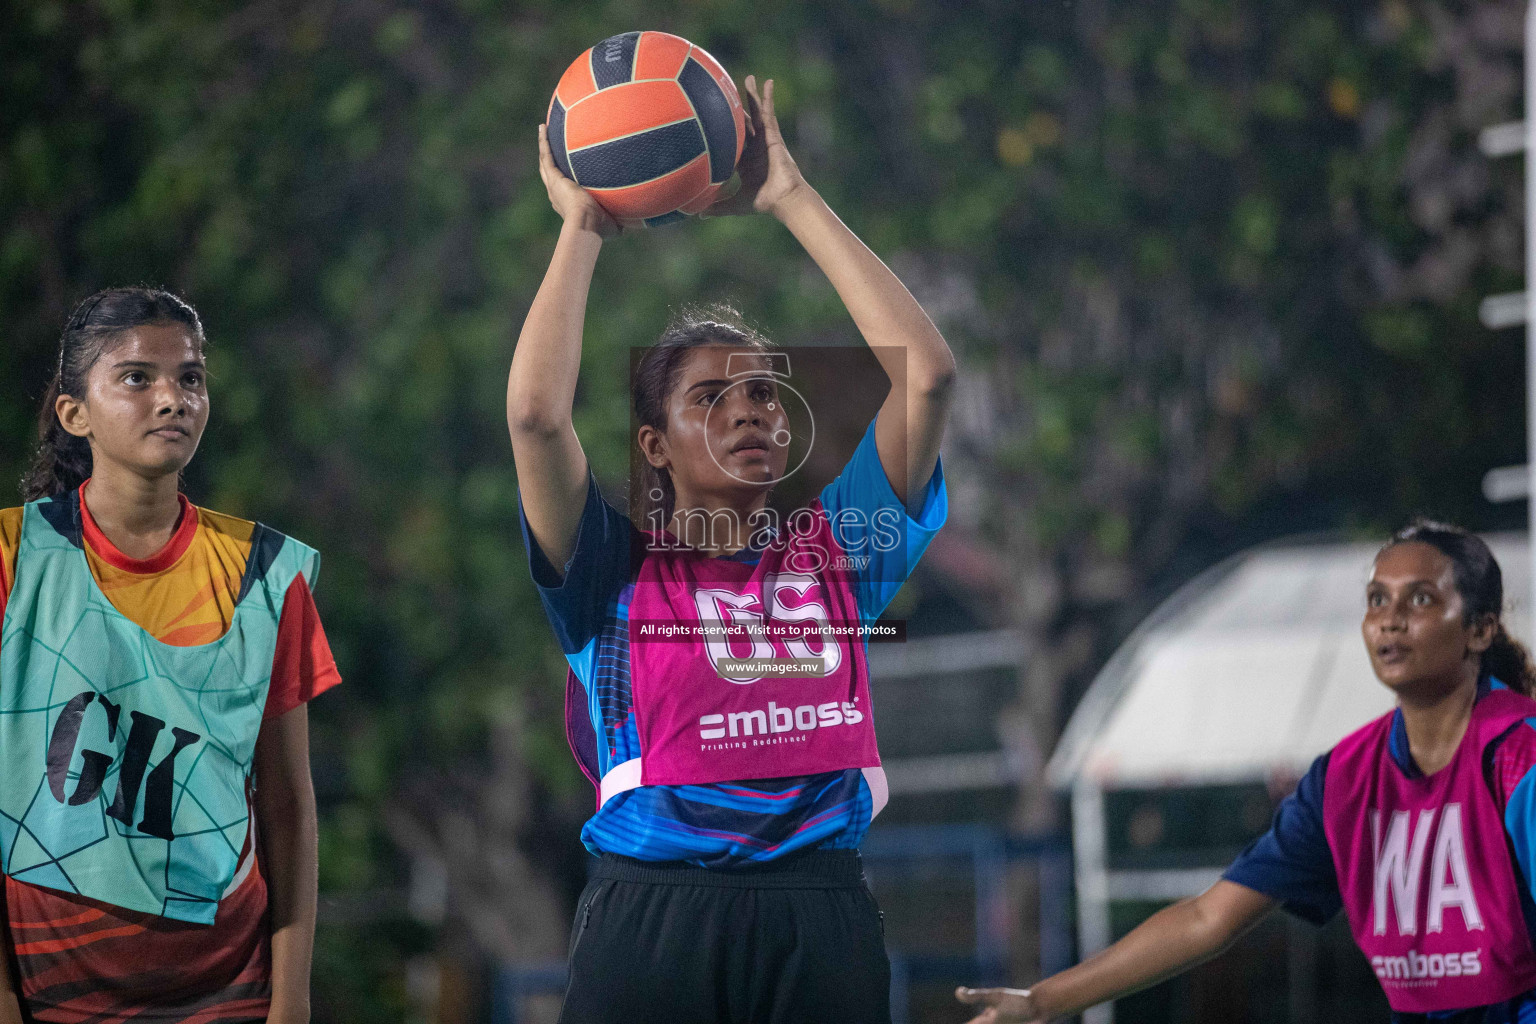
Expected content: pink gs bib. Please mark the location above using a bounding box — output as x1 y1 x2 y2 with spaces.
595 501 881 805
1324 689 1536 1013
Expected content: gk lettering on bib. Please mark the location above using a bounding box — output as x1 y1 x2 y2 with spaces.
0 495 316 924
608 501 880 799
1323 689 1536 1012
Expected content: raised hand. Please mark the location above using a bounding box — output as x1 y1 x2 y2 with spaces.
954 986 1045 1024
538 124 619 238
705 76 810 219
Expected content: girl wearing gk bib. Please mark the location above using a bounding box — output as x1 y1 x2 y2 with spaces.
957 522 1536 1024
510 77 954 1023
0 289 341 1023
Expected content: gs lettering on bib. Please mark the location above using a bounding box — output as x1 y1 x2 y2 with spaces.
0 494 316 924
1324 689 1536 1013
601 500 881 803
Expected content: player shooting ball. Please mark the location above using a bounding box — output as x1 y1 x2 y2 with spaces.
509 56 955 1024
959 522 1536 1024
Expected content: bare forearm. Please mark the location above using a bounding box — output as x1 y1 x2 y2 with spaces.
507 220 605 433
1031 888 1273 1021
507 219 602 568
263 785 318 1022
256 708 320 1024
773 187 954 389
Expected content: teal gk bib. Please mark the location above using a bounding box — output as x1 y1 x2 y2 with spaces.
0 493 317 924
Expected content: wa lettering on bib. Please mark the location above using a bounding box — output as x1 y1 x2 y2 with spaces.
0 495 316 924
588 501 881 804
1324 689 1536 1013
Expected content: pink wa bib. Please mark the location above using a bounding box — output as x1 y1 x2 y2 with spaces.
1324 689 1536 1012
593 501 881 806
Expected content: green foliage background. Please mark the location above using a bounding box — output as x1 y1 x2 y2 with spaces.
0 0 1522 1019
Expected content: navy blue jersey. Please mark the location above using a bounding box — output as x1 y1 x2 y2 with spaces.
520 416 947 865
1225 688 1536 1023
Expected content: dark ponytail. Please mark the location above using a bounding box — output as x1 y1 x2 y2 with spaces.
631 303 776 526
22 287 206 501
1384 519 1536 697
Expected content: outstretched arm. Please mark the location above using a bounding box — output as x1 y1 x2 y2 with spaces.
508 127 619 574
713 77 956 508
956 881 1277 1023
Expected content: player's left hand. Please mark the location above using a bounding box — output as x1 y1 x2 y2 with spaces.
704 76 810 219
954 986 1044 1023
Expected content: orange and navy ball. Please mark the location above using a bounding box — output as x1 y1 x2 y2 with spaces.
547 32 746 228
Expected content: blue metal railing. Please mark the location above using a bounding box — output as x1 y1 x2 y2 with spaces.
491 962 567 1024
861 825 1073 1023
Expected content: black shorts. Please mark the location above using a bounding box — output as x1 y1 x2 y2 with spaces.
557 849 892 1024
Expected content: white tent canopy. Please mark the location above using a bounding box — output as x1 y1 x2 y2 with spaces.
1049 533 1531 792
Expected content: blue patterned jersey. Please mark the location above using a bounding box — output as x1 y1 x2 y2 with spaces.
519 416 946 866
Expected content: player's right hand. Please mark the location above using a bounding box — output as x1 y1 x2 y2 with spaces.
954 986 1045 1023
538 124 619 238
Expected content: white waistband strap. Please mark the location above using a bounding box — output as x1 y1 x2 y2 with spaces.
599 760 888 815
599 758 644 807
862 766 889 819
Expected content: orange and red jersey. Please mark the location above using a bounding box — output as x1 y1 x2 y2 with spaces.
0 483 341 1023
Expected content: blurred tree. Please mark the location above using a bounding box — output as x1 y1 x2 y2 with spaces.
0 0 1523 1018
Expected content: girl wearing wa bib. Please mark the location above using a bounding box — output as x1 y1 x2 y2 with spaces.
0 290 340 1024
957 522 1536 1024
511 77 953 1024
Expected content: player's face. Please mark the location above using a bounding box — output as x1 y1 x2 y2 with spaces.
62 324 209 481
1363 542 1488 697
658 345 790 501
